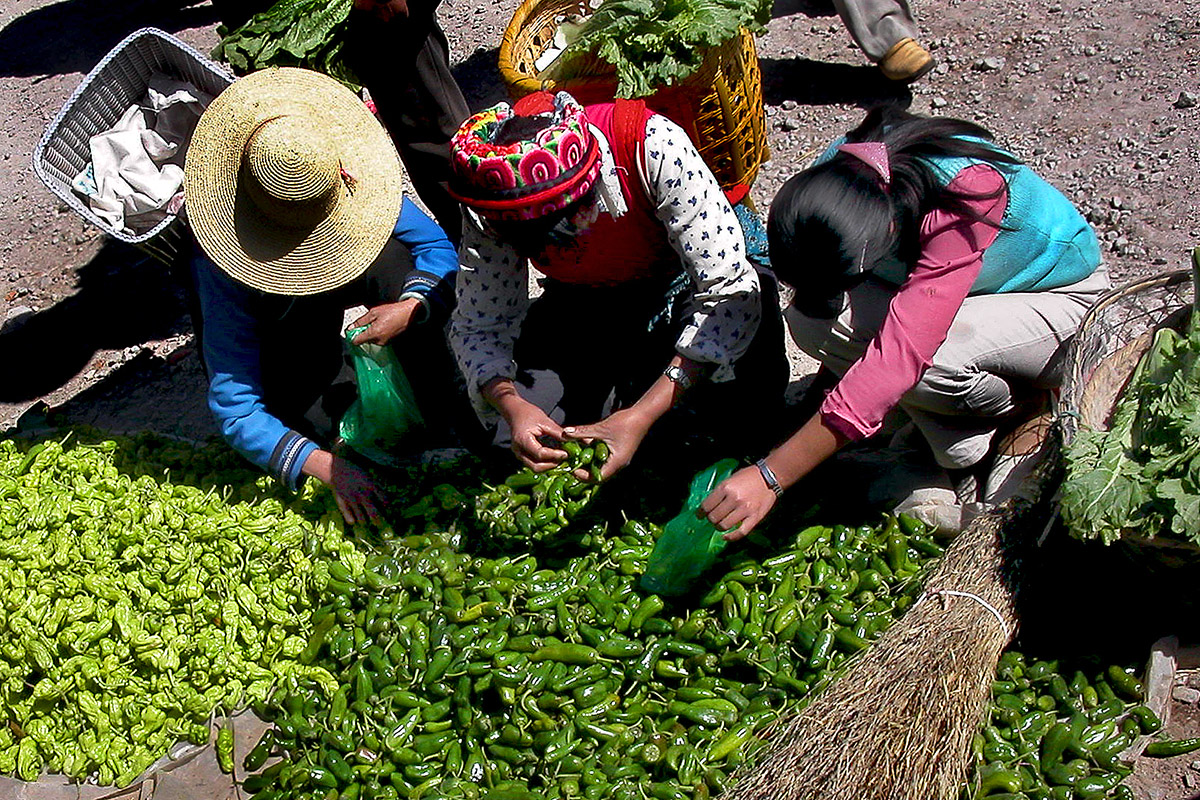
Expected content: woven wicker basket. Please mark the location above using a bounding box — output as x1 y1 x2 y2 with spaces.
34 28 234 266
1056 263 1199 561
498 0 768 193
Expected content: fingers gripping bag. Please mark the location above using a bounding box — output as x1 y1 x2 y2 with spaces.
338 326 425 467
641 458 740 596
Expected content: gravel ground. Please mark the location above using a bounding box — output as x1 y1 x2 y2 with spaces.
1 0 1199 795
2 0 1198 435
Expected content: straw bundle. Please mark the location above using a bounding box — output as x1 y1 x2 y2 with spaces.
727 497 1036 800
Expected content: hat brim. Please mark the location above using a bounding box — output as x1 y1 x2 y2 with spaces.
184 68 403 296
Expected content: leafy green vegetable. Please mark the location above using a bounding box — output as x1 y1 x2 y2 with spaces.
558 0 772 98
211 0 360 90
1061 307 1200 545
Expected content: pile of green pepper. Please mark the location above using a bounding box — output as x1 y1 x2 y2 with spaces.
965 650 1158 799
243 513 943 800
475 442 609 542
0 435 366 786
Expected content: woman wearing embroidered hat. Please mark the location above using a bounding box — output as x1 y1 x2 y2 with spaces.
447 92 786 479
701 106 1110 537
184 66 460 524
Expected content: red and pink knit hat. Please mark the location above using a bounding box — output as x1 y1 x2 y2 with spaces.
448 92 601 222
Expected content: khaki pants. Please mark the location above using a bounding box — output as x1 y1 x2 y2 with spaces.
832 0 921 62
786 265 1111 469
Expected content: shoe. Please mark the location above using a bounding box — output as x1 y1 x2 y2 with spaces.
982 409 1055 505
880 38 936 82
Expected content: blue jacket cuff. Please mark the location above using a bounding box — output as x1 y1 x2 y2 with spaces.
269 431 319 490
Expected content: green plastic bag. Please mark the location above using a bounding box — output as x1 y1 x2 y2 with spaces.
338 326 425 467
640 458 740 596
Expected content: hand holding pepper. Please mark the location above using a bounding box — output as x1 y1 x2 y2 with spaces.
302 450 387 525
563 406 653 481
483 378 568 471
702 413 848 538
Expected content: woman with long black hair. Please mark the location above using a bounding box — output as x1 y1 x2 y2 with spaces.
701 106 1110 536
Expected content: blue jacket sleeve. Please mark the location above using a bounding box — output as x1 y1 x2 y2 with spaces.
191 254 319 489
394 196 458 321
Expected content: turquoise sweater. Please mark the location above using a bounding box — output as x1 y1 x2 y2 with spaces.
814 137 1101 293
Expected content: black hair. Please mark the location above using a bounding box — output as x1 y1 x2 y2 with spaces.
493 113 554 146
485 187 598 259
768 105 1019 317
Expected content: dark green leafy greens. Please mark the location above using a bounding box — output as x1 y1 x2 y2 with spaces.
1061 308 1200 544
559 0 773 98
211 0 359 90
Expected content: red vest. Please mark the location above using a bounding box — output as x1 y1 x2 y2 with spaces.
514 96 680 286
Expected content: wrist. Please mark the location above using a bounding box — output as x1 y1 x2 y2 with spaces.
301 449 334 484
397 293 429 324
483 377 527 416
754 458 785 498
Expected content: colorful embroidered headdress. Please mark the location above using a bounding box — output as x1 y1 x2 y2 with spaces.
448 92 601 222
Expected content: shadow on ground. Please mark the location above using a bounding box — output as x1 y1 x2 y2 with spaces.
0 240 190 402
772 0 839 20
453 45 507 110
760 56 913 108
0 0 217 79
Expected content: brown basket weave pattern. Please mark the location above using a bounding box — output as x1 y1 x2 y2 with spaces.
498 0 768 192
1056 267 1198 560
1058 269 1193 446
34 28 234 265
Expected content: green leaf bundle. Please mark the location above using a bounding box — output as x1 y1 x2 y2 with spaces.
211 0 360 90
1061 308 1200 545
559 0 773 98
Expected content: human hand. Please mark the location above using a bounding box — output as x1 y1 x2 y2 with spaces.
504 398 568 472
330 455 388 526
353 0 409 21
700 465 778 540
563 407 652 482
352 298 421 346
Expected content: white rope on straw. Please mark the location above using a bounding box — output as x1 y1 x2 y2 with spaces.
919 588 1011 640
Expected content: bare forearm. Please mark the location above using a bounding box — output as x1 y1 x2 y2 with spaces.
302 448 334 485
482 377 527 418
761 412 846 490
625 354 703 429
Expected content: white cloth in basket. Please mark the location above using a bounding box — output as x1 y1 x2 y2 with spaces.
74 75 212 235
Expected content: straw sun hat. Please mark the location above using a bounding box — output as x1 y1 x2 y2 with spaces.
184 67 403 296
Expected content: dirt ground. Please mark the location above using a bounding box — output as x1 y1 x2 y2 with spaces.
1 0 1199 796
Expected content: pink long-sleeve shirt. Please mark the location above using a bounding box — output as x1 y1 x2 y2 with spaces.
820 164 1009 441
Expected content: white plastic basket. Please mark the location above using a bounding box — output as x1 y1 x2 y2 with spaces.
33 28 234 265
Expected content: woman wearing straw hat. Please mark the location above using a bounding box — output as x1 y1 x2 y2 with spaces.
184 67 459 524
447 91 787 479
210 0 470 242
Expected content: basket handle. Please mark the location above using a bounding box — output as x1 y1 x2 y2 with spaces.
1192 246 1200 313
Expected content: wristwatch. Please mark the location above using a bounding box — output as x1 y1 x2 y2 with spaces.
663 365 694 390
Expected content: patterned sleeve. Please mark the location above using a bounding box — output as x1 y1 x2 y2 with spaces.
640 115 761 381
191 253 318 489
447 209 529 422
820 164 1008 441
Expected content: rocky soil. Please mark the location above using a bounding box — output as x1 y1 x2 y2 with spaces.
2 0 1199 433
0 0 1199 795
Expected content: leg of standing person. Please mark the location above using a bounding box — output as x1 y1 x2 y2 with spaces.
830 0 935 82
346 0 470 245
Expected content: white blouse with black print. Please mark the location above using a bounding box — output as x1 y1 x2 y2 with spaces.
449 114 762 423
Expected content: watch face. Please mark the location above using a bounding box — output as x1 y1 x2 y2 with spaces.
665 366 689 388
